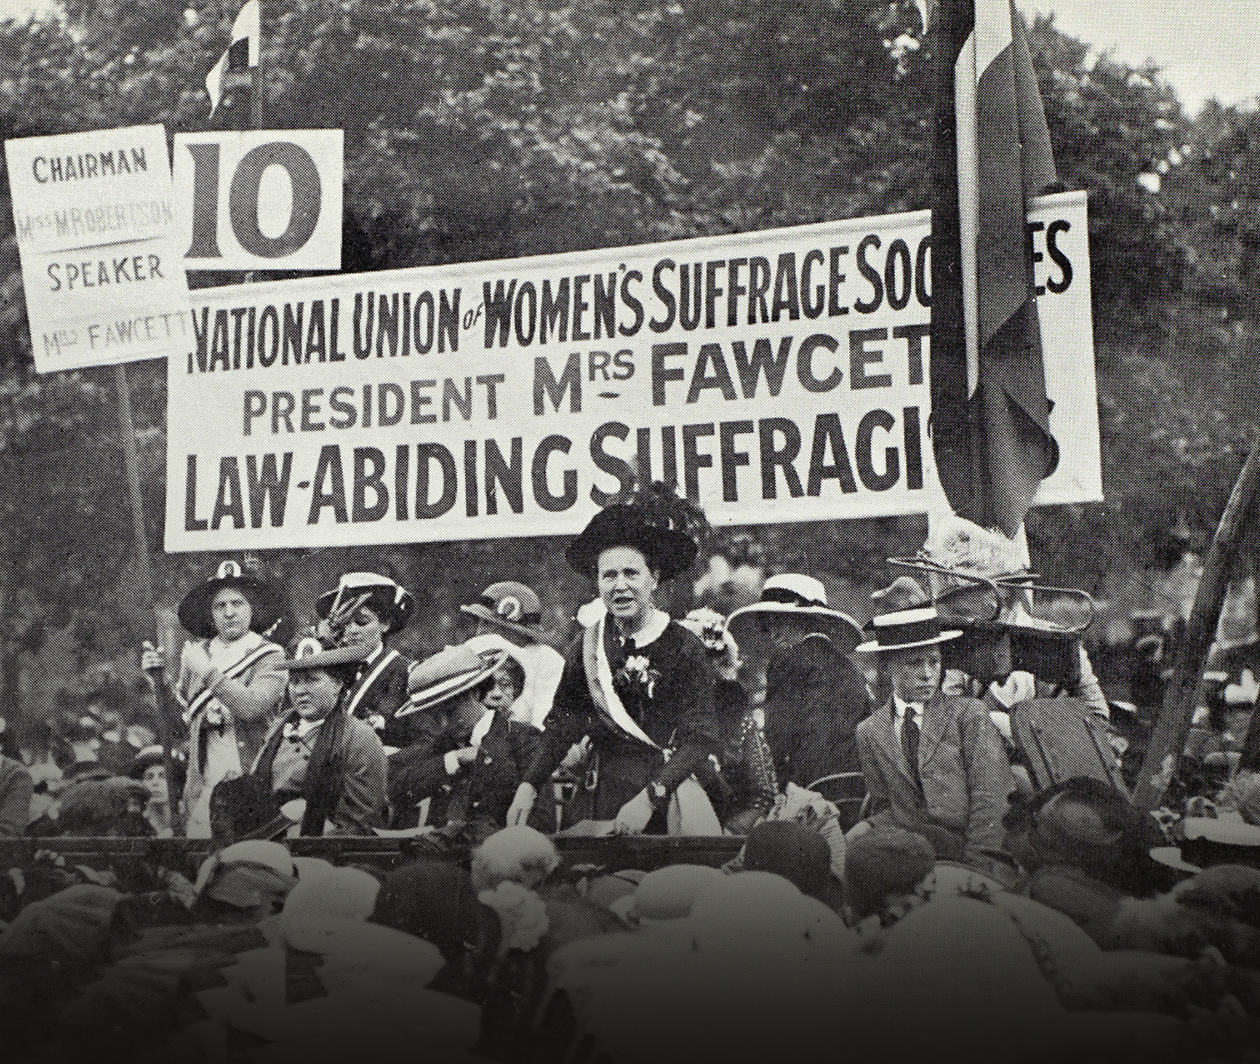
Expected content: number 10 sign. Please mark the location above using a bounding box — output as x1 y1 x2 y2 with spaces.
174 130 342 271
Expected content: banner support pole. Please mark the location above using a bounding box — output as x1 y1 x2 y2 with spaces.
1135 430 1260 811
112 363 176 823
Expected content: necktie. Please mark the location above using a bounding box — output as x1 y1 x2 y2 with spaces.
902 707 923 792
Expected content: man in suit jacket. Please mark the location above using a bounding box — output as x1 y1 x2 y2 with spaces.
854 607 1014 867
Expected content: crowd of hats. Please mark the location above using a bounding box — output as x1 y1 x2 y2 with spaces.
4 819 1260 1063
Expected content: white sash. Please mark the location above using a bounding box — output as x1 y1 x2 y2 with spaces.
185 638 279 720
343 647 400 718
584 616 720 835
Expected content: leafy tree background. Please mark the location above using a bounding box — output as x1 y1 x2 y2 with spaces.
0 0 1256 745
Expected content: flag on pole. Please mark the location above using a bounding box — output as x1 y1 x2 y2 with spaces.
928 0 1059 539
206 0 260 115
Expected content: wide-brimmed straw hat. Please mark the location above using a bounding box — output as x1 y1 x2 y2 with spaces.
460 581 552 643
727 574 863 648
1149 817 1260 873
398 643 509 718
855 606 963 654
566 482 708 582
315 572 414 630
177 560 284 640
277 634 370 684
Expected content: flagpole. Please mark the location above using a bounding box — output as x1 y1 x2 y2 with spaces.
1134 432 1260 811
250 0 264 130
111 363 176 823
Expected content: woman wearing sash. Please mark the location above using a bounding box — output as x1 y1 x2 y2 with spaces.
147 561 286 838
314 572 416 750
507 484 723 835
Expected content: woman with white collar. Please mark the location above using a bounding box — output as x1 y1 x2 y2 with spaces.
148 561 287 838
507 484 722 835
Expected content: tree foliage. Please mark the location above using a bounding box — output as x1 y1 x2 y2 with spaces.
0 0 1256 731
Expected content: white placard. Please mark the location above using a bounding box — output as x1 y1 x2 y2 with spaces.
5 124 190 372
173 130 343 270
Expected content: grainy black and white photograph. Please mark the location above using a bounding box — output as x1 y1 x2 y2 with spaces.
1 0 1259 1061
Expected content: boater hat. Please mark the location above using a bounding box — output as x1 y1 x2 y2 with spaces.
277 634 370 686
177 560 284 640
398 643 509 718
460 581 552 643
315 572 415 630
566 482 709 582
855 606 963 654
727 574 863 649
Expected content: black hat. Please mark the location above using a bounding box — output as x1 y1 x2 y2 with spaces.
315 572 415 630
177 560 284 640
566 482 708 582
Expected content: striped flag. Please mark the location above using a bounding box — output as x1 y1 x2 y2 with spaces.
206 0 260 116
928 0 1059 538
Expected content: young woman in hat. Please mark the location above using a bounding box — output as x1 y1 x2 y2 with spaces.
390 644 545 837
314 572 416 749
461 580 565 729
145 561 287 838
250 635 388 836
506 483 723 835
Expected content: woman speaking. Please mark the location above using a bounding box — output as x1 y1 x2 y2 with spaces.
507 483 722 835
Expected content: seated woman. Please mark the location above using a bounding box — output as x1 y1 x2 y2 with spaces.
388 645 545 838
249 635 388 836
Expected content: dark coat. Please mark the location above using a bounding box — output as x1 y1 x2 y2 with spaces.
763 634 871 788
524 619 721 821
389 711 544 832
253 709 388 836
340 647 416 748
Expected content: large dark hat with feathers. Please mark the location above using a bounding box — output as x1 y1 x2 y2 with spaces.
566 481 709 582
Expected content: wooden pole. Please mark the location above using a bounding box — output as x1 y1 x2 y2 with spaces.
1134 431 1260 811
112 363 175 823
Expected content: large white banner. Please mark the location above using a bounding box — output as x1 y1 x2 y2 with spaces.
166 191 1099 552
5 125 191 372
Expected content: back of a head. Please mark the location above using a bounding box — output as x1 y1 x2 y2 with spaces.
631 864 725 922
743 821 832 898
844 828 935 918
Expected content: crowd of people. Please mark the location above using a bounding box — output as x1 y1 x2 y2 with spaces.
2 484 1260 1060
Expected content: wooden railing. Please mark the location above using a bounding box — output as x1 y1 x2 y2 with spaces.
0 834 746 876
